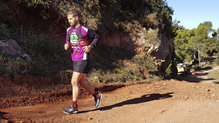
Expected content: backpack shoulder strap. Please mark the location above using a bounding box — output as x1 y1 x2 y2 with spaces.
67 27 73 42
76 25 85 39
68 26 87 40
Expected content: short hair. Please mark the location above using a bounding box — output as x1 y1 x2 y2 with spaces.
66 9 79 17
66 8 83 23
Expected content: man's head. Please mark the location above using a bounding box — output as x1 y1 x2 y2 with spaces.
66 9 80 27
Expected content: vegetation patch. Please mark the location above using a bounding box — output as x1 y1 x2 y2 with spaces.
0 22 72 77
88 49 158 83
0 0 171 84
208 69 219 84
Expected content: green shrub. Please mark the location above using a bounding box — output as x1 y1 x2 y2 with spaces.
0 55 5 74
132 53 157 73
0 0 172 83
208 69 219 84
0 55 33 75
0 23 10 39
215 52 219 65
88 49 157 83
10 0 173 38
89 66 146 83
20 34 72 74
0 22 72 76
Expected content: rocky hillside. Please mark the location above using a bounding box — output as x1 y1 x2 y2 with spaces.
0 0 175 83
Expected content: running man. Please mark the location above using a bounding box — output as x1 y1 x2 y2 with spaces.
62 9 102 114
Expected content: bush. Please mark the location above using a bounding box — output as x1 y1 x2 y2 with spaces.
0 55 5 74
0 55 33 76
0 22 72 76
0 0 171 83
215 52 219 65
208 69 219 83
131 52 157 73
88 49 157 83
21 34 72 75
89 63 146 83
0 23 10 39
8 0 173 38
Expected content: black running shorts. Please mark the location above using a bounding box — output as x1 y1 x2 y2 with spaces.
73 60 90 74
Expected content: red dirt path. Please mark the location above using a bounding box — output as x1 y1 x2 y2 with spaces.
1 67 219 123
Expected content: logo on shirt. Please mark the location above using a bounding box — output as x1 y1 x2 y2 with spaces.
70 32 79 45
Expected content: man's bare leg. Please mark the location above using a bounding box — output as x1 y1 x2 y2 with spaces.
71 71 85 102
79 77 96 95
62 71 84 114
63 72 102 114
79 76 102 109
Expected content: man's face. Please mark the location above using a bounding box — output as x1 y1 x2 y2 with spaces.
67 14 78 27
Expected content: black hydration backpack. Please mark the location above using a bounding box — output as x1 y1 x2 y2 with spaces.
67 25 86 41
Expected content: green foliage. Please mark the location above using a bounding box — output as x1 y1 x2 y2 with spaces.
0 3 12 23
171 19 184 38
20 34 72 74
0 55 5 74
216 52 219 65
174 29 194 62
217 28 219 34
174 21 218 64
0 22 72 76
10 0 174 38
208 69 219 83
88 50 157 83
132 53 157 72
89 66 145 83
0 23 10 39
144 29 159 46
0 55 33 75
15 0 50 7
0 0 171 83
215 38 219 52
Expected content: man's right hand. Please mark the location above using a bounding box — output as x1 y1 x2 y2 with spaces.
64 43 70 50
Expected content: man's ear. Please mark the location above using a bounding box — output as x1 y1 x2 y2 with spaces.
76 16 79 21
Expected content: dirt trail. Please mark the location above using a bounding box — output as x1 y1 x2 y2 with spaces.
185 66 219 83
1 67 219 123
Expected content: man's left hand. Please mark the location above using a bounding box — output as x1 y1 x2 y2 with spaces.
83 45 92 52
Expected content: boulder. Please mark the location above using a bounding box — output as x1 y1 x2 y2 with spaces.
133 28 174 73
150 34 174 73
0 39 30 59
101 28 174 73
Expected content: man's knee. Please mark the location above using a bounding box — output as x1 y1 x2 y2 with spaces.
71 72 85 86
71 79 79 86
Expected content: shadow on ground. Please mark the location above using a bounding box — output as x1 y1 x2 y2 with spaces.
0 112 8 119
79 92 173 113
196 66 212 71
0 112 13 123
0 111 10 120
97 85 125 93
179 73 214 83
177 66 214 83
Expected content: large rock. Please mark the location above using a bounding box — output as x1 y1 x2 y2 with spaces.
150 34 174 73
134 28 174 73
0 39 30 59
101 31 134 50
101 28 174 73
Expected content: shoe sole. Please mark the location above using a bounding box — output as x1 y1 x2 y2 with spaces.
95 93 102 109
62 110 78 114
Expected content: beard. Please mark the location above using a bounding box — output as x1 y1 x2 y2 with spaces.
70 21 77 27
